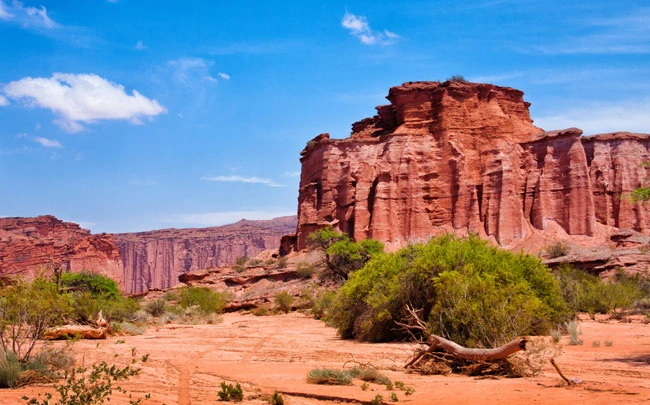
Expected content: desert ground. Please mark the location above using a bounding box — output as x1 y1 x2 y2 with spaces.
4 313 649 405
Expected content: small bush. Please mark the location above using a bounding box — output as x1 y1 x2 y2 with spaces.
115 322 146 336
264 259 275 266
371 394 385 405
276 257 288 269
274 291 294 314
350 366 391 385
545 241 570 258
248 258 264 267
446 74 467 83
217 381 243 402
604 340 614 347
550 329 562 344
178 286 228 315
306 368 353 385
270 391 284 405
296 262 316 279
389 392 399 402
235 256 248 267
145 299 167 317
311 290 336 319
566 321 583 346
252 306 269 316
592 340 601 347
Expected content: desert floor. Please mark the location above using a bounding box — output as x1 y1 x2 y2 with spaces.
4 312 649 404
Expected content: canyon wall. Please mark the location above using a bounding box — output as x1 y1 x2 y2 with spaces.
296 81 650 251
114 216 297 293
0 215 124 286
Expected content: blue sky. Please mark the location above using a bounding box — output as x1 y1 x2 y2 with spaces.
1 0 649 233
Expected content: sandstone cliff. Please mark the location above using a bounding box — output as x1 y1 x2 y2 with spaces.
296 81 650 251
114 216 297 293
0 215 124 286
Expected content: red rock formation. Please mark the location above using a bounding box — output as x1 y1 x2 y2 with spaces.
114 216 297 293
296 81 650 251
0 215 123 287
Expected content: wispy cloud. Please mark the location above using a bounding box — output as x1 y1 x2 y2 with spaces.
0 1 57 28
168 57 224 86
217 72 230 80
534 99 650 135
3 73 166 132
342 11 399 46
160 210 296 227
202 175 286 188
282 171 301 178
34 136 62 148
532 7 650 55
135 40 145 50
0 94 8 106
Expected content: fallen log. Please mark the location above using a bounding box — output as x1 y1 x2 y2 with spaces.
42 325 109 340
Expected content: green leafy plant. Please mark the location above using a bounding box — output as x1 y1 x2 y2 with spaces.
360 382 369 391
389 392 399 402
274 291 294 314
217 381 243 402
23 352 150 405
306 368 353 385
269 390 284 405
178 286 228 315
329 235 568 346
371 394 385 405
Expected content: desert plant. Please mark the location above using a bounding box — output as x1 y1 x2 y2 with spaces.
592 340 601 347
306 368 353 385
276 256 288 269
389 392 399 402
545 241 570 258
550 329 562 344
235 256 248 267
269 391 284 405
248 258 264 267
0 278 72 363
178 286 228 315
446 74 467 82
361 382 369 391
274 291 294 314
23 351 150 405
296 262 316 279
217 381 243 402
371 394 385 405
350 366 391 385
311 290 336 320
330 235 568 346
144 299 166 317
566 321 583 346
604 340 614 347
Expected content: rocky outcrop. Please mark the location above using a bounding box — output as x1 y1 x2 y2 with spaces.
114 216 297 293
0 215 123 286
296 81 650 251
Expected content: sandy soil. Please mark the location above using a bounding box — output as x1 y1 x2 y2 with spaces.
4 313 649 404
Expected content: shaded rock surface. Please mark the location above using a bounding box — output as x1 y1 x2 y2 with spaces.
0 215 124 287
296 81 650 253
114 216 297 293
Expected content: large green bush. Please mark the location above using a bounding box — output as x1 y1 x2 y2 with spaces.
329 235 569 347
178 286 228 314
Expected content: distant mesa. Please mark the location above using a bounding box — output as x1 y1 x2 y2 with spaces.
296 80 650 254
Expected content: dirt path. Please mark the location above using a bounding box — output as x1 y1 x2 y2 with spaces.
3 313 649 404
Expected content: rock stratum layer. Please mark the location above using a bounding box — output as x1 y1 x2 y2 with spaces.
0 215 124 286
114 216 297 293
297 81 650 251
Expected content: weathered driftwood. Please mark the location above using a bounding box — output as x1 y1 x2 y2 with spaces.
42 311 110 340
42 325 109 340
398 304 526 369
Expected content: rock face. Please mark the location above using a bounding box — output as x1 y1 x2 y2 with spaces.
114 216 297 293
0 215 124 286
296 81 650 251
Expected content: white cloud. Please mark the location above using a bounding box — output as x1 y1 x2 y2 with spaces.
341 12 398 45
534 99 650 135
4 73 166 132
161 210 296 227
0 94 8 106
202 175 286 188
218 72 230 80
168 57 221 85
34 136 62 148
0 1 57 28
135 40 145 50
282 171 301 178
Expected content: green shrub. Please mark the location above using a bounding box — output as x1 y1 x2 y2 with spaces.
178 286 228 314
235 256 248 267
145 298 166 317
60 272 121 300
446 74 467 83
545 241 570 258
296 262 316 279
276 257 288 269
329 235 569 346
0 278 72 362
24 351 150 405
371 394 385 405
306 368 353 385
349 366 390 385
311 290 336 319
217 381 243 402
274 291 294 314
248 258 264 267
269 391 284 405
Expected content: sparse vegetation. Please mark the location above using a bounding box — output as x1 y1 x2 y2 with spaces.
274 291 294 314
306 368 353 385
144 298 166 317
23 351 150 405
566 321 583 346
296 262 316 279
545 241 570 258
446 74 467 82
592 340 601 347
177 286 229 315
371 394 385 405
276 256 288 269
217 381 243 402
269 390 284 405
350 366 391 385
604 340 614 347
